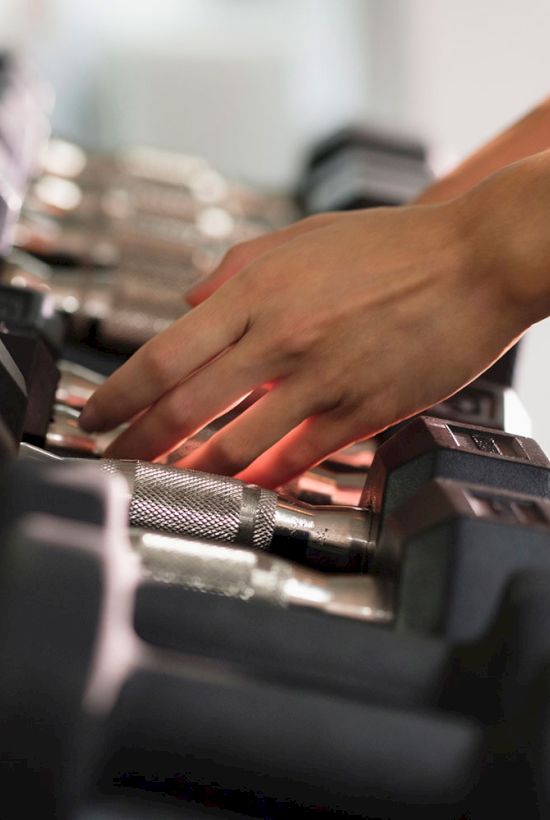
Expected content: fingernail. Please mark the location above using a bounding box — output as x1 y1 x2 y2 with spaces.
78 402 99 432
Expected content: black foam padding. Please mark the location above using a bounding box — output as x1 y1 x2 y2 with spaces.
135 582 449 710
382 480 550 641
98 666 484 818
1 328 59 442
0 516 104 820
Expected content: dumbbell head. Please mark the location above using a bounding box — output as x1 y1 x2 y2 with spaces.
375 478 550 641
0 415 15 459
0 460 133 819
362 415 550 541
428 379 530 434
1 325 59 442
297 124 434 214
0 282 66 355
0 334 28 443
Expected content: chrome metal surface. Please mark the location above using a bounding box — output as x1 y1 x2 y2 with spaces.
132 528 393 623
102 460 372 565
101 460 278 551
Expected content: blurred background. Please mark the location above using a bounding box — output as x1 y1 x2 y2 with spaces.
2 0 550 449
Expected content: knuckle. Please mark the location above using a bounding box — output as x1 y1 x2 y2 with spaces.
140 342 176 392
224 242 251 271
274 322 322 361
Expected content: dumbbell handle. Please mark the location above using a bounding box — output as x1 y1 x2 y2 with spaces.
17 446 373 571
131 528 392 622
102 459 373 572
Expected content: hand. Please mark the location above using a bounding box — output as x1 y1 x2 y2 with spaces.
79 200 525 488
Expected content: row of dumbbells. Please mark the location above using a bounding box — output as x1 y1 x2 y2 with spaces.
4 403 550 817
0 52 296 356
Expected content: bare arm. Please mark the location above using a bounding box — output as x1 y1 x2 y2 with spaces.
416 96 550 204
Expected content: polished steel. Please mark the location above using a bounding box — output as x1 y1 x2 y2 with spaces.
132 528 393 623
18 446 373 568
101 459 278 551
101 460 373 566
56 361 105 409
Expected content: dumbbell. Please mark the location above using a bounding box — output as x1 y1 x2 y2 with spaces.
6 458 550 817
377 378 531 445
284 381 531 507
1 250 197 353
7 457 549 713
0 462 486 818
297 124 434 214
22 429 550 647
131 474 550 646
20 416 550 574
0 459 443 715
373 477 550 641
40 138 295 227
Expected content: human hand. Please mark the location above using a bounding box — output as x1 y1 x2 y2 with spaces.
79 199 526 488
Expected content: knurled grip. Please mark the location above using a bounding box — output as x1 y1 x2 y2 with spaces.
132 533 289 605
101 460 278 551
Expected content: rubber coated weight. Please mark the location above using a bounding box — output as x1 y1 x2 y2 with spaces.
135 580 450 710
97 664 484 819
0 284 67 355
1 328 59 442
297 125 433 213
377 479 550 641
0 514 105 820
362 415 550 547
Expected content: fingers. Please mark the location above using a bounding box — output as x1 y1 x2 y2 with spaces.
185 213 338 306
237 414 365 489
79 290 249 433
175 380 324 477
102 335 267 460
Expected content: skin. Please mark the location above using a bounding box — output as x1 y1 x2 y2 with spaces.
79 128 550 488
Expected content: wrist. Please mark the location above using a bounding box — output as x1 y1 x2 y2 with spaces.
454 152 550 328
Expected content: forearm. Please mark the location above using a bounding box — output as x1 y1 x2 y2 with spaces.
458 147 550 324
416 96 550 205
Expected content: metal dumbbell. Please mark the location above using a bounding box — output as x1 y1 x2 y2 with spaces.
19 416 550 577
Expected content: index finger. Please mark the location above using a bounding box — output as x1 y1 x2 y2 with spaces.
79 288 250 433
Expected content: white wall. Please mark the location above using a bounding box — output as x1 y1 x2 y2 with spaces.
25 0 372 188
367 0 550 452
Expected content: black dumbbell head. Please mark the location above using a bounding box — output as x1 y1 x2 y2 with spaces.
377 478 550 641
362 415 550 533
